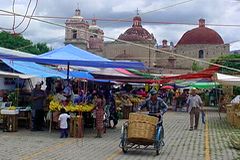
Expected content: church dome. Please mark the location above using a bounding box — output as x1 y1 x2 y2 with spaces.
177 19 224 45
118 15 155 42
66 8 88 25
89 19 103 33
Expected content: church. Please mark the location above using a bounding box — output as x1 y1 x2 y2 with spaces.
64 8 230 74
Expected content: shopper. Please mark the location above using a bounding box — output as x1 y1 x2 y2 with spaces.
186 88 203 131
58 108 70 138
31 81 46 131
95 93 105 138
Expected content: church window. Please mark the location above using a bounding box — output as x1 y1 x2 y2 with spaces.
198 50 204 58
72 30 77 39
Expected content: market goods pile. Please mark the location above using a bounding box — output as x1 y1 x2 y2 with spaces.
229 133 240 150
115 93 144 108
226 104 240 128
7 106 17 110
49 100 94 112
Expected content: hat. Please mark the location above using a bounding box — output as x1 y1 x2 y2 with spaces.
36 81 42 86
149 89 157 95
191 87 197 90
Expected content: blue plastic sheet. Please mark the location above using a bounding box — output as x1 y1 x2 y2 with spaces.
2 59 66 78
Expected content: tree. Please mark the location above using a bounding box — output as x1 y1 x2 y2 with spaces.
191 61 204 72
211 54 240 74
0 31 51 55
212 54 240 95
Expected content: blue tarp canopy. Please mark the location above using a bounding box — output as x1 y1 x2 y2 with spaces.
0 45 145 69
39 44 109 61
61 71 94 79
2 59 67 78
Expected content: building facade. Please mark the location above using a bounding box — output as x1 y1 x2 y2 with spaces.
64 9 230 74
103 14 157 67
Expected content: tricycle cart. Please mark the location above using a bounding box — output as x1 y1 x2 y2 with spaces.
119 113 165 155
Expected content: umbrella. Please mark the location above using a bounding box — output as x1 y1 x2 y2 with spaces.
161 85 174 89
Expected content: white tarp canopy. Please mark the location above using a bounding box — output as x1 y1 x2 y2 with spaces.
216 73 240 86
231 95 240 104
0 70 34 79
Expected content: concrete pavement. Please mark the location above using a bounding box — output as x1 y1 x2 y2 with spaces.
0 111 239 160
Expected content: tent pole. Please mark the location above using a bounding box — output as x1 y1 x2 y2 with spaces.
67 62 70 84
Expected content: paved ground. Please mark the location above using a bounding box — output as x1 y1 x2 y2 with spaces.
0 111 239 160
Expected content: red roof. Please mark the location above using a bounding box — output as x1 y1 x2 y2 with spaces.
118 27 154 41
118 15 155 42
177 19 224 45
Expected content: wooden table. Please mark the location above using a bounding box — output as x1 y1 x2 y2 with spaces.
18 110 31 129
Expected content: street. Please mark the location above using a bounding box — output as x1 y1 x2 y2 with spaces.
0 111 239 160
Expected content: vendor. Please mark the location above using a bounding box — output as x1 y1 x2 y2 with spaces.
31 81 47 131
138 90 168 120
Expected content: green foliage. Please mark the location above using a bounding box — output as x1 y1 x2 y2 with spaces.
191 61 204 72
0 31 51 55
211 54 240 74
233 86 240 96
8 91 18 106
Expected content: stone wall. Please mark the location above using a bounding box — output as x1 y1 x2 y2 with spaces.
103 41 156 67
156 44 230 70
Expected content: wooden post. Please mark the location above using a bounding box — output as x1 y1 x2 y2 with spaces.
78 112 84 138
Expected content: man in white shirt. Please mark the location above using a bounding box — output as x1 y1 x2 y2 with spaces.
186 88 203 131
58 108 70 138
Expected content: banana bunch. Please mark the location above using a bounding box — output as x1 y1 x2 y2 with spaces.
130 97 141 103
65 102 76 112
229 133 240 150
8 106 16 110
65 104 95 112
47 95 54 101
78 104 95 112
49 100 62 111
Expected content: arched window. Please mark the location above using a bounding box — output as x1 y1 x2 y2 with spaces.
72 30 77 39
199 50 204 58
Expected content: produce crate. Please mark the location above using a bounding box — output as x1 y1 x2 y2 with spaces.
2 114 18 132
234 113 240 128
70 115 83 138
226 109 235 126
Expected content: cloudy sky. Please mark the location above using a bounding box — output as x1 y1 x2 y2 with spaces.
0 0 240 51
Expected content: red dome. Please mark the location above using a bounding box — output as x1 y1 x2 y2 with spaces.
118 27 154 41
133 16 141 21
118 15 155 42
177 19 224 45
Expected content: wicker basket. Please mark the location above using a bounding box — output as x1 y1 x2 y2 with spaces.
128 122 156 144
129 113 158 125
234 113 240 128
127 113 158 144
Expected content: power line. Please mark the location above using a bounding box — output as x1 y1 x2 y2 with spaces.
1 9 240 73
17 0 38 34
12 0 16 33
1 13 240 28
14 0 32 30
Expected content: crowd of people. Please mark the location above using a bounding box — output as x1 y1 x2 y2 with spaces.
30 79 224 137
31 80 119 138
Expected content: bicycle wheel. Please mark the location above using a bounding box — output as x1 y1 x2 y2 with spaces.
120 124 128 153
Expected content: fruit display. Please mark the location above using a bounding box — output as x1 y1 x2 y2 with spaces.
49 99 94 112
49 100 62 111
7 106 16 110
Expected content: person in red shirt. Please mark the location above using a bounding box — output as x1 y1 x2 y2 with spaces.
95 93 106 138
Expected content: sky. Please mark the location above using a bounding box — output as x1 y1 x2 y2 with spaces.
0 0 240 51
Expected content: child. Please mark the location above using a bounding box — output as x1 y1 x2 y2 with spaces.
95 93 105 138
58 108 70 138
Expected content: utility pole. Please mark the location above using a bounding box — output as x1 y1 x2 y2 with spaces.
148 44 151 68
